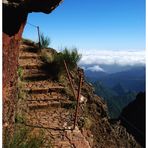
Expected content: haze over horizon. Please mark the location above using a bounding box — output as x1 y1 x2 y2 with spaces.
78 49 145 72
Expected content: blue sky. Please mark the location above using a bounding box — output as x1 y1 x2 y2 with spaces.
23 0 145 51
23 0 146 72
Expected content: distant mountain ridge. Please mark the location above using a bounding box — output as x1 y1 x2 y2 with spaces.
85 66 145 118
85 66 145 92
92 81 137 118
85 70 107 81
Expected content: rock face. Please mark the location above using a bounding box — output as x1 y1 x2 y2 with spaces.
78 78 141 147
3 0 62 141
119 92 145 147
3 0 63 14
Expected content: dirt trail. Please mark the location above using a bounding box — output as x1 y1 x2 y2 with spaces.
18 42 91 148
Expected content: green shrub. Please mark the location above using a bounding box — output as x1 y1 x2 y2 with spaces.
40 33 51 48
40 47 81 81
51 48 81 80
17 67 23 80
84 117 92 129
15 113 25 124
54 48 82 70
17 81 26 100
22 38 36 47
40 49 54 63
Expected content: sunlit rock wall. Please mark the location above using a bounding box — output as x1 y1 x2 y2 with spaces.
3 0 63 141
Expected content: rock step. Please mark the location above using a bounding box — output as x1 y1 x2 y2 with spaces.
19 55 40 59
26 93 62 100
19 50 38 55
19 64 43 69
27 100 74 110
27 98 64 102
27 97 65 102
23 72 47 77
19 58 43 65
23 86 65 94
22 74 49 81
22 69 45 75
53 141 73 148
65 127 91 148
19 44 39 52
22 81 63 88
25 108 74 129
21 69 51 81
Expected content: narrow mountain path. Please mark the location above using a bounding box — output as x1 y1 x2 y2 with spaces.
18 42 91 148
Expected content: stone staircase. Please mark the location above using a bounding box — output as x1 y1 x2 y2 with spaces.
22 69 49 81
18 43 91 148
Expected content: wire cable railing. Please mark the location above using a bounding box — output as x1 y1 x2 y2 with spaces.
24 22 41 48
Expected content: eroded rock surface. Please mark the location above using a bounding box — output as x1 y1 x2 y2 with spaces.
15 41 91 148
13 41 141 148
3 0 62 142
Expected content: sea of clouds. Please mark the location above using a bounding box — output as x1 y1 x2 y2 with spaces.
78 49 145 72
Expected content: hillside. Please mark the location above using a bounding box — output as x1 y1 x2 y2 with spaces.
119 92 145 147
85 66 145 119
85 70 107 81
91 81 137 118
4 39 142 147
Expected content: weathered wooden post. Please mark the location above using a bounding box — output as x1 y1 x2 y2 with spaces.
37 26 41 49
63 60 77 99
73 73 83 130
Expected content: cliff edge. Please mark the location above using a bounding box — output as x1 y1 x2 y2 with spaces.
4 40 141 148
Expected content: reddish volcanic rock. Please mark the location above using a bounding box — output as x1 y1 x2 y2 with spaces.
3 0 63 142
3 21 26 140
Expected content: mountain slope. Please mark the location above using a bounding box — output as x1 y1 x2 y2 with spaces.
84 70 107 81
92 81 137 118
11 40 141 148
85 66 145 92
99 67 145 92
119 92 145 147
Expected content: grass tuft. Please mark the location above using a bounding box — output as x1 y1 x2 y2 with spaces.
40 33 51 48
4 127 45 148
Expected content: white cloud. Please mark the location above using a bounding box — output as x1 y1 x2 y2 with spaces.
78 49 145 66
86 65 104 72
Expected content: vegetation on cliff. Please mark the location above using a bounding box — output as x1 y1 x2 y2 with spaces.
3 37 142 147
119 92 145 147
40 46 81 80
91 81 137 118
40 33 51 48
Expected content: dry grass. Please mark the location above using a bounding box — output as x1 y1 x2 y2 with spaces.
4 125 46 148
84 117 93 129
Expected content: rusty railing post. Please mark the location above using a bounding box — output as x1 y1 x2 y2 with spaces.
63 60 77 99
73 73 83 130
37 26 41 49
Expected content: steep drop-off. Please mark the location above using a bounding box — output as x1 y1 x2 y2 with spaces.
119 92 145 147
9 40 141 148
